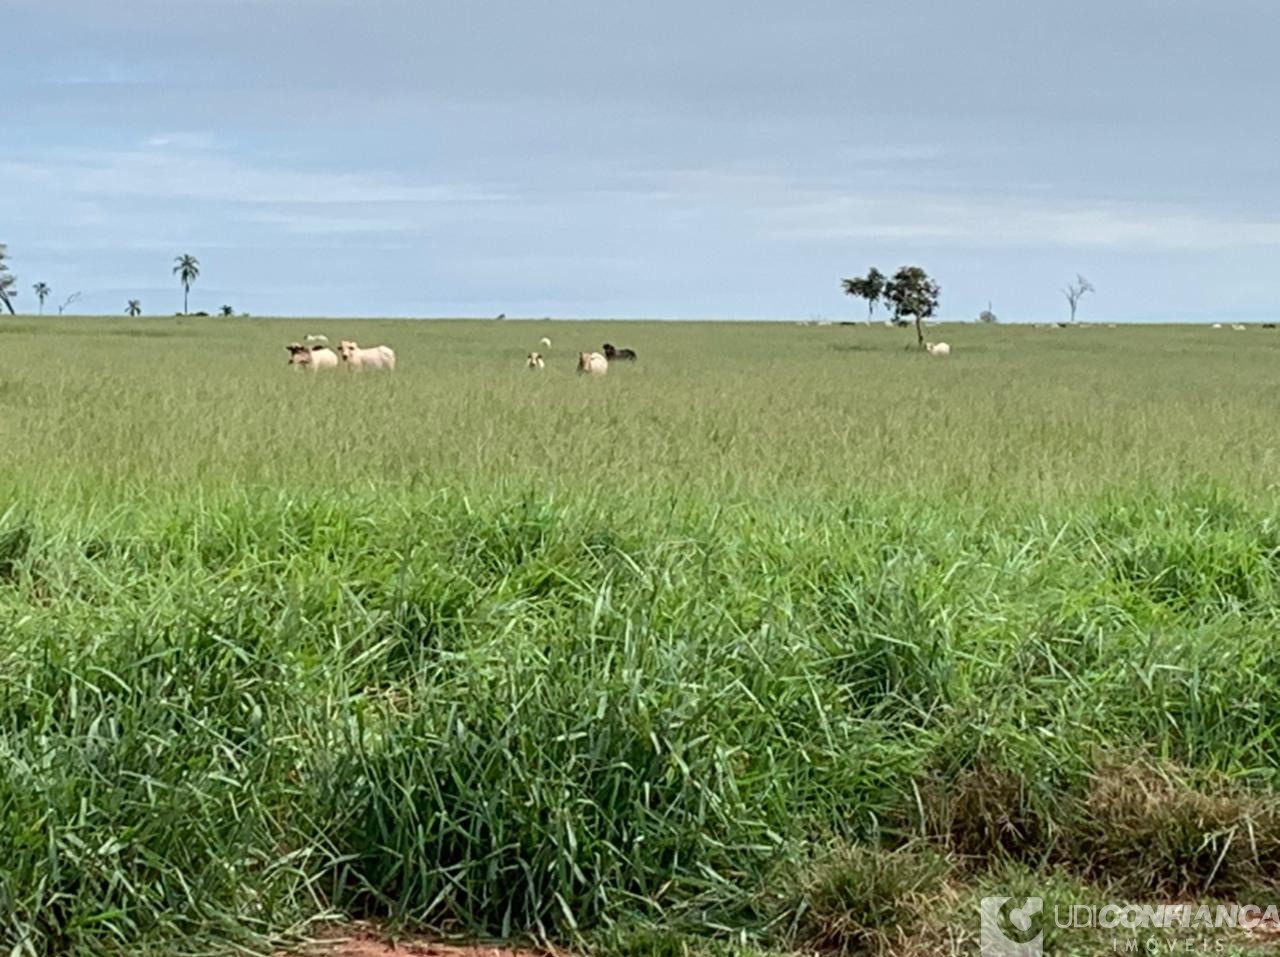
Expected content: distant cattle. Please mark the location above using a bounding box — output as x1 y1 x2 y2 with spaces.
925 341 951 357
539 336 552 349
338 340 396 369
577 351 608 376
1263 323 1277 329
287 342 339 371
602 343 637 361
1212 323 1224 329
1232 324 1247 331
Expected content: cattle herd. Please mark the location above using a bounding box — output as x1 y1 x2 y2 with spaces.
287 333 639 377
287 321 1277 377
286 335 396 371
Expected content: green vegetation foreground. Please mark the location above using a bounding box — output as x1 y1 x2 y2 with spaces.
3 318 1280 955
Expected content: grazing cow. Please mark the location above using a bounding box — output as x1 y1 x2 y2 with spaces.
1232 324 1247 331
1212 323 1224 329
305 333 329 344
924 341 952 357
602 343 637 361
287 342 339 371
526 352 545 370
338 339 396 369
577 351 608 376
539 336 552 349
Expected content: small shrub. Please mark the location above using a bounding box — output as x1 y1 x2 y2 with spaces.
1066 758 1280 896
786 845 950 955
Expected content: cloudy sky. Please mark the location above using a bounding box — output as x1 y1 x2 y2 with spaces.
5 0 1278 321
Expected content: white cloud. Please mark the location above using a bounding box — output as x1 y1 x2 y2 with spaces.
653 170 1280 251
142 132 225 150
0 136 506 207
785 195 1280 250
245 209 417 235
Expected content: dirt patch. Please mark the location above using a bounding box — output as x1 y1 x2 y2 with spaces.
282 926 554 957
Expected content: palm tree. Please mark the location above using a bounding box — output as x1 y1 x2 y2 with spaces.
219 304 234 317
0 244 17 315
173 254 200 314
33 282 50 315
126 299 142 317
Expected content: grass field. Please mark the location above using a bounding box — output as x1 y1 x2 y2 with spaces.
3 317 1280 956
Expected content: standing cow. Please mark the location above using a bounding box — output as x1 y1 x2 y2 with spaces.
287 342 339 371
338 340 396 370
577 352 608 376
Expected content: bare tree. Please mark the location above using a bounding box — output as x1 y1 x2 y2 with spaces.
57 291 82 316
1063 275 1094 324
0 244 17 315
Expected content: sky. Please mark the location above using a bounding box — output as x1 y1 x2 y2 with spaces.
4 0 1279 322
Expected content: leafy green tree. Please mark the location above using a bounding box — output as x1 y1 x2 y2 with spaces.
884 265 942 348
126 299 142 317
219 304 234 317
978 302 998 323
173 254 200 314
0 244 17 315
1063 274 1094 324
33 282 50 315
840 267 887 321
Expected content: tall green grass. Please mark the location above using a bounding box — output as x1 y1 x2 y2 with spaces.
2 319 1280 955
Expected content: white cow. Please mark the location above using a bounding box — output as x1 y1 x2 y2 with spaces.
305 333 329 343
338 339 396 369
1212 323 1223 329
526 352 545 370
925 341 952 357
539 336 552 349
577 351 608 376
287 342 339 371
1232 324 1247 331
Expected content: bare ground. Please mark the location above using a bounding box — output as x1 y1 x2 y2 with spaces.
280 926 557 957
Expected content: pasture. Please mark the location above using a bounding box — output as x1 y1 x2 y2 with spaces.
3 317 1280 956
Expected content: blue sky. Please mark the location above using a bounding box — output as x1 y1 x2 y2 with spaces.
5 0 1279 321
